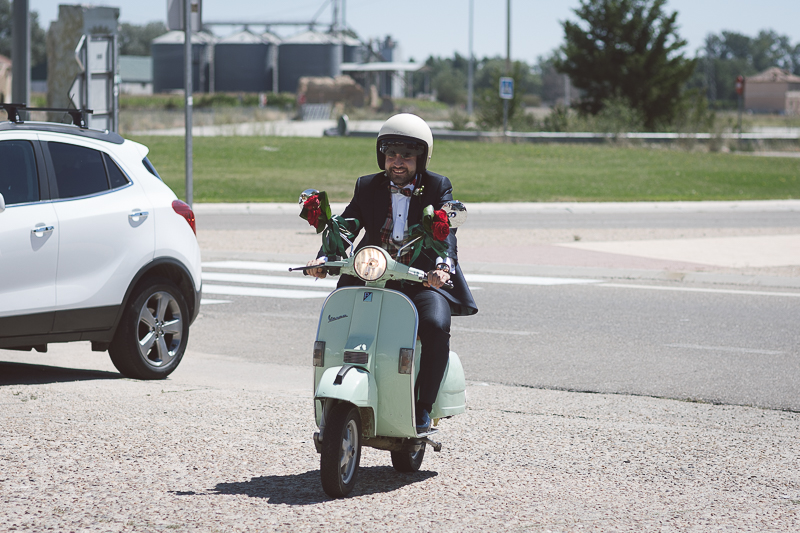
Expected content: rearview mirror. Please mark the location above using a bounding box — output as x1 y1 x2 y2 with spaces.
441 201 466 228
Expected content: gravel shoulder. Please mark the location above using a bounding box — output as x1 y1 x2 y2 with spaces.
2 345 799 532
3 201 799 531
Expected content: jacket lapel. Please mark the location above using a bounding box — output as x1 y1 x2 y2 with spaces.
374 172 392 231
407 173 424 224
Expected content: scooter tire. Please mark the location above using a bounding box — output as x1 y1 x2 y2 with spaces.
391 443 426 473
320 403 362 498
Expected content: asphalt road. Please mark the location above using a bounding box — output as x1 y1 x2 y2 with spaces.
194 201 800 412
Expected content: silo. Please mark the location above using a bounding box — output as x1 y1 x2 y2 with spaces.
214 30 279 93
277 30 341 94
341 34 365 64
152 31 215 93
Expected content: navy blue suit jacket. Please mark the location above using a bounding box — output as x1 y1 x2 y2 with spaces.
326 170 478 317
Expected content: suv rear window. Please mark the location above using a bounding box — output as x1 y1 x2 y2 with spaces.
48 142 129 199
0 140 39 205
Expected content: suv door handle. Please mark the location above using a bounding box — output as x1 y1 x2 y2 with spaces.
129 211 149 221
31 225 55 237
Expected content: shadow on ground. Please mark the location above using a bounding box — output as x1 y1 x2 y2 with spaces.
205 467 438 504
0 361 121 385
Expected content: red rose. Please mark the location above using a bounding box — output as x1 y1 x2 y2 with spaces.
432 221 450 241
431 209 450 240
304 196 322 227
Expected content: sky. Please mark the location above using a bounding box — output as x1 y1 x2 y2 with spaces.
29 0 800 63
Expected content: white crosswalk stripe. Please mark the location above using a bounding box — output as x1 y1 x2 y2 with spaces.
199 260 602 305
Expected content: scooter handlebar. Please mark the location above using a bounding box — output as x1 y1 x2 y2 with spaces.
408 267 454 290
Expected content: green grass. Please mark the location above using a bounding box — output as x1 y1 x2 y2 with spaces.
129 135 800 203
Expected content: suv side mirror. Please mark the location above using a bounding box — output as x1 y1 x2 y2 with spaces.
0 192 5 213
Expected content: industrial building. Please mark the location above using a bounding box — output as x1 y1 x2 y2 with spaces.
148 28 413 102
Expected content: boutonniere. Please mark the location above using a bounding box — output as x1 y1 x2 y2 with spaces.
413 186 425 196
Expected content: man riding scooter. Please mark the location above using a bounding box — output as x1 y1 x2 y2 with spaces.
307 113 478 433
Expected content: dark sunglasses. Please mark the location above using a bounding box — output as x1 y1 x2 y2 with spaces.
380 141 424 159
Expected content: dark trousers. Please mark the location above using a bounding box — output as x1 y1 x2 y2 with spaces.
393 283 451 413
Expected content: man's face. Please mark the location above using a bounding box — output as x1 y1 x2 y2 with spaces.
385 151 417 186
381 140 423 186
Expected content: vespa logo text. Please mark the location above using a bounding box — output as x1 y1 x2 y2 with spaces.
328 314 348 323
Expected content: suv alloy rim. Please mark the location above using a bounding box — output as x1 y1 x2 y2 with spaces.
137 290 184 367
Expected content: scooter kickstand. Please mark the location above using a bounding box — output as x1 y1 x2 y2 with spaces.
421 437 442 452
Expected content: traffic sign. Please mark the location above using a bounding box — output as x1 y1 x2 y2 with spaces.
499 77 514 100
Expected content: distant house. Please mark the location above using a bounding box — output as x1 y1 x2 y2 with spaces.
0 55 11 102
120 56 153 95
744 67 800 114
787 91 800 116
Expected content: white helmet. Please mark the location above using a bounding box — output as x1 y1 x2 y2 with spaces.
376 113 434 172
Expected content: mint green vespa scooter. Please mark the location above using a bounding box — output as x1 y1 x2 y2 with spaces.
292 197 468 498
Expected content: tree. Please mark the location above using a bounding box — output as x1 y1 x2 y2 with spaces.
119 22 167 56
412 53 542 108
0 0 46 66
556 0 697 129
476 60 527 129
689 30 800 109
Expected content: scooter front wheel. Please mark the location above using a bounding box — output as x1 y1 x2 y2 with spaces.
320 403 362 498
391 443 426 472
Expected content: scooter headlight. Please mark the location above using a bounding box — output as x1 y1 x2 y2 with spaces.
353 247 388 282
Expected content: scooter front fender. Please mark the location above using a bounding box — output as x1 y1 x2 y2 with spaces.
315 365 377 411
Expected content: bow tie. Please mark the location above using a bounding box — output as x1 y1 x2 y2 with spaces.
389 184 413 197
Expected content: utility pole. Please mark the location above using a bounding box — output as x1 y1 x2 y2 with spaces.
467 0 474 118
502 0 510 133
184 0 193 208
12 0 30 110
332 0 339 32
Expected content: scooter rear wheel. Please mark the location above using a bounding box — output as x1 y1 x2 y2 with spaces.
320 403 362 498
391 443 426 472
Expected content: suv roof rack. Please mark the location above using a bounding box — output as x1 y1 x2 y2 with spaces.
2 103 94 129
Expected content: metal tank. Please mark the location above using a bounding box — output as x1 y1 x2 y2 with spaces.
214 30 280 93
152 30 215 93
277 30 343 94
341 34 365 64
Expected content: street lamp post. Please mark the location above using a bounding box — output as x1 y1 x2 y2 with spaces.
467 0 474 118
502 0 510 134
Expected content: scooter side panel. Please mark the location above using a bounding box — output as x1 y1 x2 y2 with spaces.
431 351 467 418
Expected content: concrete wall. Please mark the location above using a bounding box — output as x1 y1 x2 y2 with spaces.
46 5 118 110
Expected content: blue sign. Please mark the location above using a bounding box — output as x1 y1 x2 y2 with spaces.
499 77 514 100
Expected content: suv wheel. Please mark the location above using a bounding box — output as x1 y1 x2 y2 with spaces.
109 277 189 379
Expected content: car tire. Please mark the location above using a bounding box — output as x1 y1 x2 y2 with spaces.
109 277 189 380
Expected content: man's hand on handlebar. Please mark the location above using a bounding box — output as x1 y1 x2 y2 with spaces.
306 258 327 279
424 269 450 289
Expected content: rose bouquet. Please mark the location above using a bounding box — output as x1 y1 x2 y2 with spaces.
299 190 360 259
404 205 451 264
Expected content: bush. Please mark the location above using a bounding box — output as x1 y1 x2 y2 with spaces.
542 105 570 132
594 95 645 134
119 92 296 111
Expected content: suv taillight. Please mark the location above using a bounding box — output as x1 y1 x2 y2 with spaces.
172 200 196 235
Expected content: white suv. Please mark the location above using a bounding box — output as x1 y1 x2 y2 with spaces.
0 106 202 379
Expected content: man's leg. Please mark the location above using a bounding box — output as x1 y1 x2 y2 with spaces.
411 289 451 415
